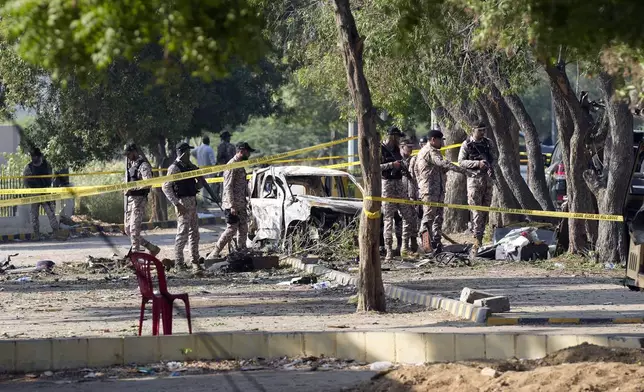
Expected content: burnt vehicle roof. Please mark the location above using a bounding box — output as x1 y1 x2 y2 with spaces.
252 165 354 178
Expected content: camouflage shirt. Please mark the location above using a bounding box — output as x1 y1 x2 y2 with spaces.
416 144 467 197
222 155 248 209
402 156 418 200
127 159 153 191
217 141 236 165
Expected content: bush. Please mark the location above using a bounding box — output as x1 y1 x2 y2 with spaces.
73 160 126 224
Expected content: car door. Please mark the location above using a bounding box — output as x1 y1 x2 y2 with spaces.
249 170 286 242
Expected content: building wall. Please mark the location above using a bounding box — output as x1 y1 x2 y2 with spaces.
0 125 20 165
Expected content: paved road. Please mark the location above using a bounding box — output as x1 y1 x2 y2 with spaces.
0 370 377 392
0 226 226 268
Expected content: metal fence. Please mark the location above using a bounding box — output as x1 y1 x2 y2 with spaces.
0 167 20 217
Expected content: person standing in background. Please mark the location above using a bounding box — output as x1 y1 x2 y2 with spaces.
23 148 65 240
191 135 216 204
52 167 75 226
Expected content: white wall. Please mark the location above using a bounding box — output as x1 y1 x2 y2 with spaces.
0 125 20 165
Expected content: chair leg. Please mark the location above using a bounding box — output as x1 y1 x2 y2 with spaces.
139 299 146 336
162 300 173 335
183 298 192 334
152 299 160 336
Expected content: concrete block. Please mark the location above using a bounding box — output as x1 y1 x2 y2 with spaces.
455 334 485 361
231 332 268 359
426 334 455 363
473 296 510 313
608 336 644 349
395 333 426 364
0 341 15 372
485 334 515 360
460 287 495 303
268 333 304 358
365 332 395 363
160 335 198 361
516 335 546 359
336 332 366 362
123 336 159 365
547 335 581 354
196 333 233 360
88 338 124 367
52 339 88 369
303 332 336 358
15 339 52 372
577 335 609 348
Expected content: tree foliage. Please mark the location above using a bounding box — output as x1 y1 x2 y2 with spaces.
0 0 267 82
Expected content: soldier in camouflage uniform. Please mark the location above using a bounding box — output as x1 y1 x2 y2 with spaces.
162 142 204 270
417 130 471 254
410 135 428 220
398 139 418 251
458 122 497 253
209 142 255 257
381 126 418 261
123 143 160 255
23 148 63 240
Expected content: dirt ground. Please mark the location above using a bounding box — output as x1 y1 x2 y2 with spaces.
0 262 454 339
351 344 644 391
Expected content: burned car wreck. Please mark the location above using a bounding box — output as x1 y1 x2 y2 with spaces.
246 166 363 250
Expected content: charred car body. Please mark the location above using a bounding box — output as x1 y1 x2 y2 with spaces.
247 166 363 249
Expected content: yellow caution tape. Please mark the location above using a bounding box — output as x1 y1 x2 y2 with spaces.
362 208 381 219
0 136 357 208
363 196 623 222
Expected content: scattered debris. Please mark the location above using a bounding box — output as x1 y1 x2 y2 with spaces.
494 227 552 261
480 367 498 377
312 281 334 290
291 276 318 285
369 361 394 372
13 276 31 283
43 371 54 377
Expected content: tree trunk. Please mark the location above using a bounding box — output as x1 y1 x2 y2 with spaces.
151 135 169 222
584 73 633 264
479 87 543 212
545 64 596 252
475 98 522 225
330 0 385 312
487 67 555 210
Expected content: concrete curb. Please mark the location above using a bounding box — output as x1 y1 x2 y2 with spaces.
281 257 490 323
487 317 644 326
1 331 643 373
0 217 225 243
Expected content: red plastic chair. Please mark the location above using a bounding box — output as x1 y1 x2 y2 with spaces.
129 252 192 335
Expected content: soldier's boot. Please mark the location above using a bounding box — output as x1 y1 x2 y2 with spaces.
384 240 395 262
144 243 161 257
191 258 204 274
175 261 190 270
469 236 482 259
393 234 402 257
206 245 223 259
432 242 443 256
410 237 419 253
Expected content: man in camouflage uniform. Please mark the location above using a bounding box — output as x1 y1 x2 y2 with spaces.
23 148 63 240
209 142 255 257
417 130 471 254
410 135 428 220
162 142 204 270
458 122 497 253
123 143 160 255
215 131 236 199
398 139 418 252
381 126 418 261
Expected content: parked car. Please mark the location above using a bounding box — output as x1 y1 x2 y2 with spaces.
247 165 363 250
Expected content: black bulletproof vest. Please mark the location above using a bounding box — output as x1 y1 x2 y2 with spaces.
381 143 403 180
172 161 198 198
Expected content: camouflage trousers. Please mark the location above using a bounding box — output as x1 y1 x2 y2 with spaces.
467 175 493 238
419 193 444 244
30 201 59 237
382 179 417 249
124 196 154 252
215 205 248 252
175 196 200 264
